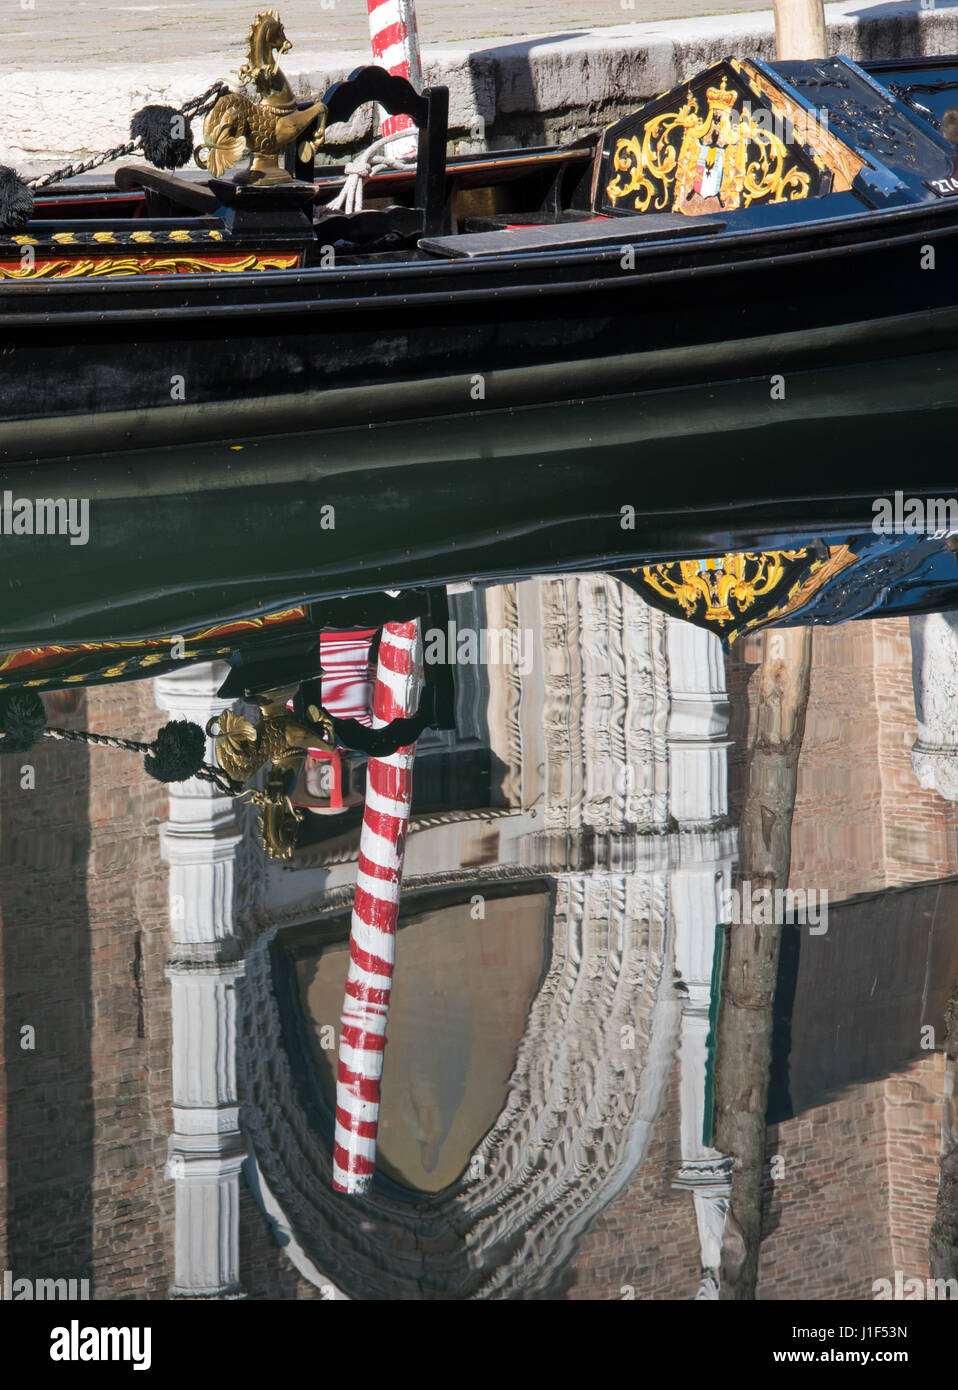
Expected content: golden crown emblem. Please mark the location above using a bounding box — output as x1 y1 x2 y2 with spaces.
706 77 738 112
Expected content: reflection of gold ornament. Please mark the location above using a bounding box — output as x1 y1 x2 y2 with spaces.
194 10 327 184
641 551 809 626
606 71 812 215
244 782 303 859
206 685 336 858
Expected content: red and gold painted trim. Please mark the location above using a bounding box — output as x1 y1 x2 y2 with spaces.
0 605 309 690
0 250 302 279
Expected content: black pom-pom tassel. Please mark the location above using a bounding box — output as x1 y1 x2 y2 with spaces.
0 165 34 232
144 719 206 783
0 689 47 754
130 105 194 170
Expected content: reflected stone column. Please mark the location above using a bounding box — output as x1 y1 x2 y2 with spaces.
517 580 734 1295
910 612 958 800
156 662 247 1299
665 616 733 1300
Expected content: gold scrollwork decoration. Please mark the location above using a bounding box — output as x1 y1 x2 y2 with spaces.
0 253 300 280
641 551 810 626
606 74 817 215
606 102 689 212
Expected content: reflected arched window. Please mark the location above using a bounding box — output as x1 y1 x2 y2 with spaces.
281 886 550 1195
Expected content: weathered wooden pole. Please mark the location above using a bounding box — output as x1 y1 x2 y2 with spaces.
332 620 423 1194
713 625 813 1299
773 0 827 59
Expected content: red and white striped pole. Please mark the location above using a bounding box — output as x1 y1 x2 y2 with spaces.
333 619 423 1194
366 0 423 157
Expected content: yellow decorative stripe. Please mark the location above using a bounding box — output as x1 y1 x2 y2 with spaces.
0 252 301 279
2 229 236 249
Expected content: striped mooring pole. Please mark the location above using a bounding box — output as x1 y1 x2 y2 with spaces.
366 0 423 156
333 620 423 1193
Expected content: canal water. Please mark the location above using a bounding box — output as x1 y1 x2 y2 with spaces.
3 416 958 1301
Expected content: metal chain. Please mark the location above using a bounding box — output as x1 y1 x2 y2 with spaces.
26 80 231 191
43 725 238 794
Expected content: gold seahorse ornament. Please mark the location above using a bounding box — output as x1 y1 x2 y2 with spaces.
206 688 337 859
195 10 328 183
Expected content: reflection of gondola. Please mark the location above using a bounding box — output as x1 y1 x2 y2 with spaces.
0 586 456 858
4 20 958 463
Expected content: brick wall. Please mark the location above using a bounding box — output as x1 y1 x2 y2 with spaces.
568 1055 701 1300
786 619 958 898
885 1056 947 1280
736 618 952 1299
0 675 329 1299
0 680 173 1298
759 1081 892 1299
787 622 887 897
758 1056 945 1300
239 1179 326 1300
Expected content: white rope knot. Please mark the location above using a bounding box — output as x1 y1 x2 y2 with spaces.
328 131 418 216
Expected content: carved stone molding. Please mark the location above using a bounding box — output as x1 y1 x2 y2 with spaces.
910 612 958 801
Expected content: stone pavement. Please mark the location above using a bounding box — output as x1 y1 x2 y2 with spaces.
3 0 946 171
5 0 778 69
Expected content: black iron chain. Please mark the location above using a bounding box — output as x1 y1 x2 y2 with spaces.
42 725 238 794
26 80 231 191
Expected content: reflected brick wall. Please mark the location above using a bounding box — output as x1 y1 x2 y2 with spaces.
0 674 333 1298
0 680 172 1297
0 689 94 1287
239 1181 325 1300
568 1056 701 1300
730 617 958 894
728 618 953 1301
758 1055 945 1299
788 618 958 894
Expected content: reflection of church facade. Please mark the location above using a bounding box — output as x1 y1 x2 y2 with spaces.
0 577 954 1298
158 575 734 1299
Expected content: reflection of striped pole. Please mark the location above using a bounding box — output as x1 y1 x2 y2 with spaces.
366 0 422 156
333 620 423 1194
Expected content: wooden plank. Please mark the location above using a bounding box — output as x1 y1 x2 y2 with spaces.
420 212 725 258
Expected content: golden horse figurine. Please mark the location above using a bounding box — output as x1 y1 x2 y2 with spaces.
196 10 328 184
206 687 337 859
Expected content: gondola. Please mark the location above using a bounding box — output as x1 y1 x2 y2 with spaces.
4 13 958 831
3 11 958 466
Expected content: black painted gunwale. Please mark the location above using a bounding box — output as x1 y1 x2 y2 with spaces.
0 195 955 327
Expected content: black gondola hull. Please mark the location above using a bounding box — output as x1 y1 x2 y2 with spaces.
2 198 958 463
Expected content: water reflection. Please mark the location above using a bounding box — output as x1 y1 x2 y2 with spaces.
3 561 958 1300
241 568 958 1299
295 892 548 1193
